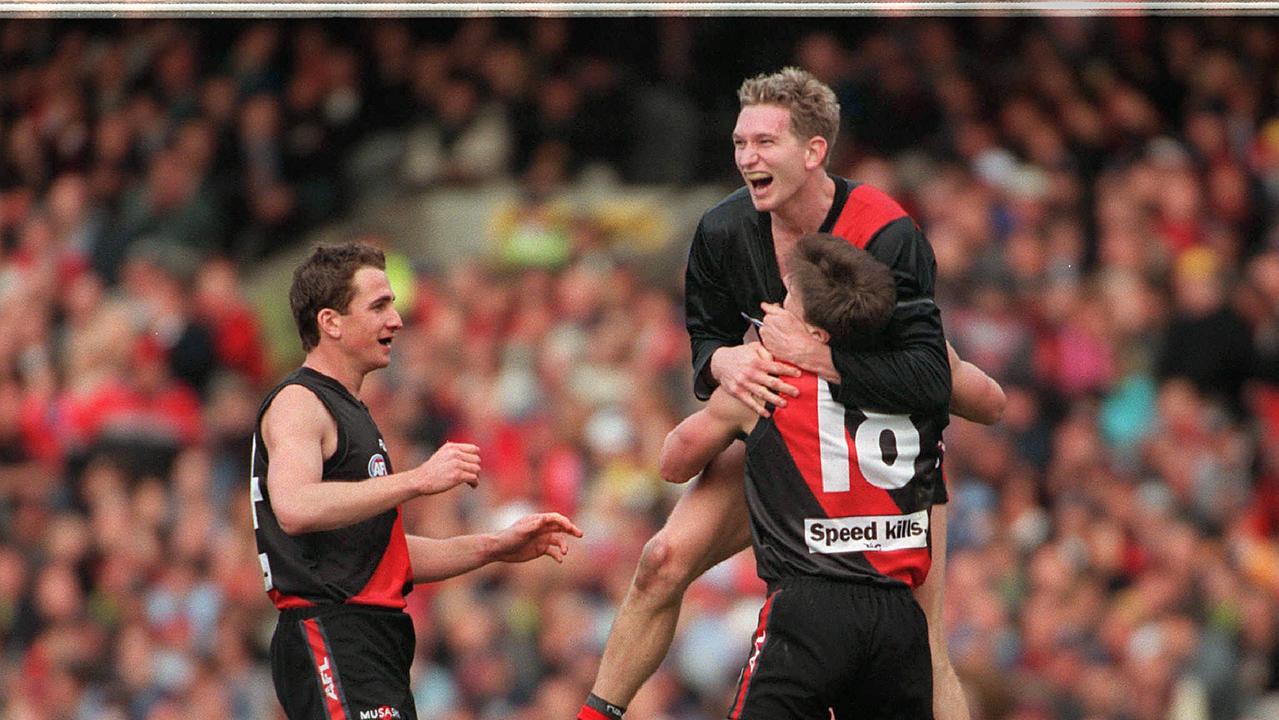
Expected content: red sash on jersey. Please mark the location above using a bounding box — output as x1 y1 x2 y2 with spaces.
830 184 909 249
772 372 932 588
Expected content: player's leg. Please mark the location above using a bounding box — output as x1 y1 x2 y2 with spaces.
583 443 751 719
915 504 970 720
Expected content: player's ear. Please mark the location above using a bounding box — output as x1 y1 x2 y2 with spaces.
317 308 342 341
805 136 827 170
810 325 830 345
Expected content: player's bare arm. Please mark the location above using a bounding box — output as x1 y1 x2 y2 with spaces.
707 341 802 418
263 384 481 535
405 513 583 584
659 388 758 484
947 342 1006 425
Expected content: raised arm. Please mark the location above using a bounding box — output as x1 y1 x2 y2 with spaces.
263 384 481 535
686 219 801 415
685 219 747 401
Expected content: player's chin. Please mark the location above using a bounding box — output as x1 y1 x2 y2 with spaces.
747 193 776 212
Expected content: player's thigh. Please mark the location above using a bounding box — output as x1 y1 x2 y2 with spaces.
271 610 417 720
660 441 750 575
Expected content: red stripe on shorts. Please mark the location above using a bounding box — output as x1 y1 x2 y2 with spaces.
302 618 349 720
729 590 779 719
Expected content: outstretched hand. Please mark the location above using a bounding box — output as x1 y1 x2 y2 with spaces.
490 513 583 564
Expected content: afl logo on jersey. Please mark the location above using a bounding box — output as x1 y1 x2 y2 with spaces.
368 453 388 477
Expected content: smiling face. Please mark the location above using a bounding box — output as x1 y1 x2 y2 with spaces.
335 266 402 371
733 104 827 214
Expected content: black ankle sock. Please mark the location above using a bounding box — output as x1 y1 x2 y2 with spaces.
585 692 626 719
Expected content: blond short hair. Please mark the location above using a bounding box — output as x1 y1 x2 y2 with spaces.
738 67 840 162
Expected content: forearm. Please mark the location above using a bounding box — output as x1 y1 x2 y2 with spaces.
658 404 739 484
832 340 951 413
407 532 498 584
785 342 839 383
695 339 733 399
273 473 417 535
950 359 1006 425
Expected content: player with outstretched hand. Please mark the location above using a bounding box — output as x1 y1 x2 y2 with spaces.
252 242 581 720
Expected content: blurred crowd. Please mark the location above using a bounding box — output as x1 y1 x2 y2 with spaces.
2 14 1279 720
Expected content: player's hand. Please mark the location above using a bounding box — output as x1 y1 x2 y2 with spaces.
709 341 800 418
410 442 481 495
759 302 824 370
489 512 583 564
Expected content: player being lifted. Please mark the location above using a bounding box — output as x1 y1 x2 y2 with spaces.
662 233 940 718
580 68 1003 720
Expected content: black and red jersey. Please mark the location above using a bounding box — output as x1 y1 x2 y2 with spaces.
251 367 412 611
685 175 951 417
744 371 946 589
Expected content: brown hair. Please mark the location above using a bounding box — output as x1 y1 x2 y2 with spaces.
787 233 896 347
289 242 386 352
738 67 840 163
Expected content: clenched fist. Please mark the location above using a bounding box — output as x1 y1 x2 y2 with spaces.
408 442 481 495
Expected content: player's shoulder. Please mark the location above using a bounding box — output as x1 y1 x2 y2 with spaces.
697 186 758 238
845 180 910 223
261 382 330 434
833 178 917 250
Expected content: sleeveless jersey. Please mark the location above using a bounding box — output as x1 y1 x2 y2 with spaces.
743 371 946 589
250 367 412 610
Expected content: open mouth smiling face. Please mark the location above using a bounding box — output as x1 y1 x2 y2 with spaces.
745 171 774 193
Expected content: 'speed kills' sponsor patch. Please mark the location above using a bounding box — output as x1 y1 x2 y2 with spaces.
805 510 929 554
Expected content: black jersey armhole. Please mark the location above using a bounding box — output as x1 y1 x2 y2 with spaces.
259 380 349 473
743 413 771 451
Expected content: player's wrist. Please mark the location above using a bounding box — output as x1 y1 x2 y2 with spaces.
478 532 503 563
708 346 729 383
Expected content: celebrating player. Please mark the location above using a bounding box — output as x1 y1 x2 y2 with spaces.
579 68 1002 720
251 243 581 720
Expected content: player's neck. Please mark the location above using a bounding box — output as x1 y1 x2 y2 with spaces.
770 172 835 243
303 349 365 397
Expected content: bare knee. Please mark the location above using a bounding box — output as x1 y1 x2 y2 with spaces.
633 532 698 604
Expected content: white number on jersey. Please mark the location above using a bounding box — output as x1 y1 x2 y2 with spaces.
817 378 921 493
250 439 274 591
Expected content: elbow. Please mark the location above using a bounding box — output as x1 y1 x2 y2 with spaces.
274 505 315 536
658 434 694 484
985 383 1008 425
658 457 691 485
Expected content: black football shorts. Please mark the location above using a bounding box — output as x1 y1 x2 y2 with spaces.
270 604 417 720
727 576 933 720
